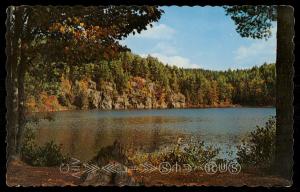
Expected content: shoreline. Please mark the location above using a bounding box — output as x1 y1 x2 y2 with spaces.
7 159 290 187
27 104 275 114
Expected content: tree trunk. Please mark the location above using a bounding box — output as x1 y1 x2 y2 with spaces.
6 6 15 161
16 45 27 154
6 6 22 162
6 6 29 158
275 5 294 180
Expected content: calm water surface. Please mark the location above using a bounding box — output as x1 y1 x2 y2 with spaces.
33 108 275 161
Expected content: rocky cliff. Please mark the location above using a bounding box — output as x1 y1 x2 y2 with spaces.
58 77 186 110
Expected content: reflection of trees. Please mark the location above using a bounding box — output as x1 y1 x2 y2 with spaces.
75 121 100 161
34 118 74 156
94 119 107 151
111 118 125 144
94 117 118 150
35 114 103 161
149 117 163 152
94 116 167 153
69 122 80 157
36 114 187 160
150 125 159 152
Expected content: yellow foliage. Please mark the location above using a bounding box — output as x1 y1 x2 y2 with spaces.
77 79 89 94
59 26 66 33
39 91 48 103
73 17 80 24
129 151 165 167
25 96 36 112
60 75 72 95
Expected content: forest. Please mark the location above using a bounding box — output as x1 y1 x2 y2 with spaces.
24 51 275 112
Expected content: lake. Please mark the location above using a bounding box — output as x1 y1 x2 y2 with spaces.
33 108 275 161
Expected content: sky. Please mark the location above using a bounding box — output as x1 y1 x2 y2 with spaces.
120 6 277 71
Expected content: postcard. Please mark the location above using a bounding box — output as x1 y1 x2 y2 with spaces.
6 5 294 187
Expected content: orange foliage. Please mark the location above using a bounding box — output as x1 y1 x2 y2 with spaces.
132 77 146 89
60 75 72 95
38 91 62 112
48 18 117 42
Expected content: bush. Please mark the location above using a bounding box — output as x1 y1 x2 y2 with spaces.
236 116 276 169
32 91 64 112
129 140 220 168
162 140 220 167
21 122 68 167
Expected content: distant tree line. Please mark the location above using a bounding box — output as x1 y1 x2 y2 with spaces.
25 51 275 109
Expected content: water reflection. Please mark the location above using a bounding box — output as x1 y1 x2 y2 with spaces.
33 108 275 161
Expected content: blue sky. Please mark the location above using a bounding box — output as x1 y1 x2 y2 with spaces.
120 6 277 71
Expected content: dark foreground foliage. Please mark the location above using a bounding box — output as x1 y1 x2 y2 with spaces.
20 118 68 166
237 116 276 170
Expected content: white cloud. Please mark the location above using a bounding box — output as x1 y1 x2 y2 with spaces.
141 53 201 69
123 22 201 69
133 23 176 40
233 27 277 67
234 41 275 62
153 42 178 55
